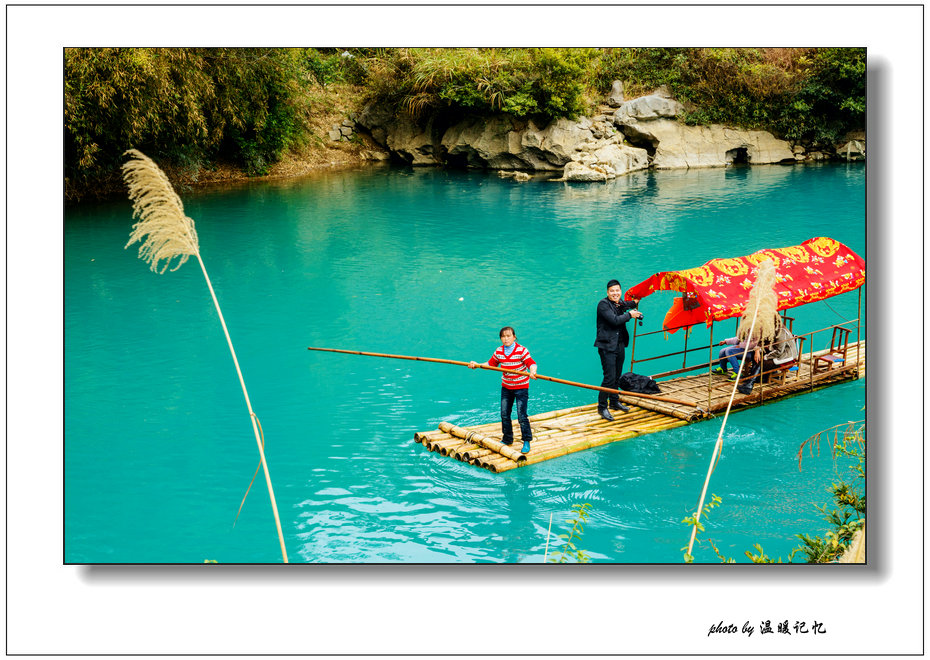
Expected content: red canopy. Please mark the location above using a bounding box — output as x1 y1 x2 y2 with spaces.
625 237 865 327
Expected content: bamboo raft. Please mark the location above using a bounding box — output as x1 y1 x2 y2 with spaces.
414 340 865 473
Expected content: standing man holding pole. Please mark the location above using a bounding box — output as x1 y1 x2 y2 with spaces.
594 279 642 421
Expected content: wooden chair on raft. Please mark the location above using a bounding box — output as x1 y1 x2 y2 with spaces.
763 335 806 386
814 325 852 372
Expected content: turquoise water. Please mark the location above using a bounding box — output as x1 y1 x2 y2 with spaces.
65 163 865 563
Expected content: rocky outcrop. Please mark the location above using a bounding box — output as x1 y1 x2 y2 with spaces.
441 116 525 169
606 80 625 107
355 87 856 179
618 118 796 168
357 106 650 179
610 91 795 168
440 115 588 171
613 93 684 123
385 114 442 166
556 142 650 181
835 130 866 161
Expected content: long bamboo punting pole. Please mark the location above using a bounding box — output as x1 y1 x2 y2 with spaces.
306 346 701 409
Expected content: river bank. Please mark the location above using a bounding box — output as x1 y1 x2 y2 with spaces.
71 83 865 203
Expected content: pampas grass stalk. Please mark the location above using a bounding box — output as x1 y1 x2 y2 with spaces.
738 260 778 342
123 149 289 563
544 512 553 563
686 259 776 560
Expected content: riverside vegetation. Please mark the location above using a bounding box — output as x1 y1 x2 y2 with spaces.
66 47 865 203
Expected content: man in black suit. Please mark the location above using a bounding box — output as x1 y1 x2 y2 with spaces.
594 279 642 421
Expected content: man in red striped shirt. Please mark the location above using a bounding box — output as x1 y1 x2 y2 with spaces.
469 326 537 454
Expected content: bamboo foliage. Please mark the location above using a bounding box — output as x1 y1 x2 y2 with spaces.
122 149 289 563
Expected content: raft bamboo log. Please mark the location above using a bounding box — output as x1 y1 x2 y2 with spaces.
451 442 481 460
438 422 527 462
306 346 700 408
461 447 495 462
425 436 463 453
536 409 653 433
460 409 688 472
414 430 448 444
478 454 515 472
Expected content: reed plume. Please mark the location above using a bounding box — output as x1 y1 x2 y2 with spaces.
124 149 199 273
737 259 778 342
123 149 289 563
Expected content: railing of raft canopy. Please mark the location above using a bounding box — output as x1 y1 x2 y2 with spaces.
630 315 863 412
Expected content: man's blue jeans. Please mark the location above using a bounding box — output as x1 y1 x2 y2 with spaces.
500 386 531 444
719 345 749 373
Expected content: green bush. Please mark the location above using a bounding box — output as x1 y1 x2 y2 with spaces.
65 47 313 197
303 48 369 87
592 47 689 98
776 48 865 145
589 47 864 146
362 48 596 123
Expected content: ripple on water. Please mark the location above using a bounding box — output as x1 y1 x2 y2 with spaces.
65 164 864 562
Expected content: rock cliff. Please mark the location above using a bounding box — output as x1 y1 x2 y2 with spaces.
353 84 863 181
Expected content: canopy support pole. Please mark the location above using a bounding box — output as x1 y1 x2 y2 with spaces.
707 324 714 413
682 328 689 370
631 316 638 369
856 287 862 378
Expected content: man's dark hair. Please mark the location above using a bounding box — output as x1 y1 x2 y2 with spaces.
606 279 621 290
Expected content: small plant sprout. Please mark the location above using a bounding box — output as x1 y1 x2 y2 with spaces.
548 503 592 563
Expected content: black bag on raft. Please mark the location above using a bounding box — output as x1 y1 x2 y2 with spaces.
618 372 662 394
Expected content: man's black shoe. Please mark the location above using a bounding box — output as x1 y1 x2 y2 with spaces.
609 401 630 412
500 438 514 446
598 408 614 422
